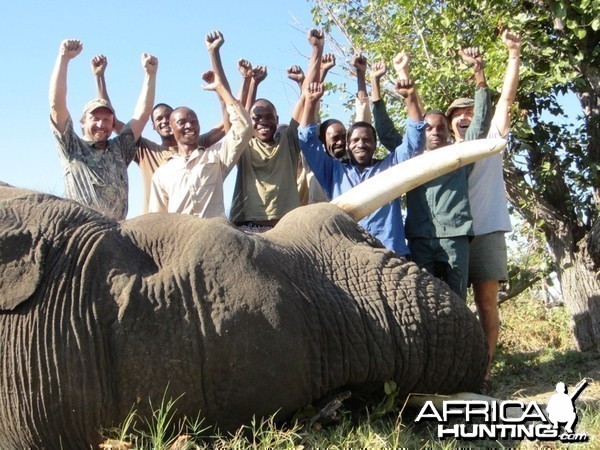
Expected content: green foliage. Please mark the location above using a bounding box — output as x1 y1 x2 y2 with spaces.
309 0 599 235
500 217 553 301
370 380 400 419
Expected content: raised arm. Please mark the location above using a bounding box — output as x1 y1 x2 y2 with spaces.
202 70 252 172
395 78 422 122
394 50 425 118
319 53 336 83
493 30 522 136
300 82 324 128
291 29 325 124
352 54 368 103
353 54 372 123
246 65 267 111
91 54 125 133
370 60 386 102
129 53 158 141
205 30 231 94
460 46 492 141
370 60 402 152
394 52 423 122
288 65 305 92
200 70 229 139
237 59 253 108
201 30 230 144
392 77 426 161
299 82 337 196
49 39 83 133
288 65 307 124
459 46 487 88
303 29 325 88
202 72 238 117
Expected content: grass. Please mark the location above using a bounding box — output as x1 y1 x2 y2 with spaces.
101 292 599 449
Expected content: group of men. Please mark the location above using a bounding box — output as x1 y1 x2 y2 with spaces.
49 28 522 391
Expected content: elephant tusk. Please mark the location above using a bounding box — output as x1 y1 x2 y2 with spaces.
330 138 507 222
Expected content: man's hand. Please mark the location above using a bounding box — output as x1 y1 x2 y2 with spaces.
352 54 368 74
371 61 387 80
201 70 222 91
321 53 336 72
395 78 415 98
60 39 83 59
238 59 253 78
393 51 411 79
205 30 225 52
459 47 484 71
142 53 158 75
502 29 522 57
251 65 268 84
307 29 325 49
91 54 107 76
303 82 325 103
287 65 305 85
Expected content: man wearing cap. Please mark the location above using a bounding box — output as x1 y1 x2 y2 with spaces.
467 30 522 391
49 39 157 221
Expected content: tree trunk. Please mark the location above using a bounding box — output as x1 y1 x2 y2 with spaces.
589 217 600 270
546 223 600 352
504 163 600 352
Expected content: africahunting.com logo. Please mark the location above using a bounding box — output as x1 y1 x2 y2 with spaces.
415 378 590 443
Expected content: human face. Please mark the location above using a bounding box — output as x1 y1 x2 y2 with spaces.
170 108 200 148
251 101 278 143
449 106 474 142
151 105 173 139
425 113 449 150
325 123 347 160
81 107 114 144
348 126 376 169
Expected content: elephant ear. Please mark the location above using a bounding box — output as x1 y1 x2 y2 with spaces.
0 213 47 310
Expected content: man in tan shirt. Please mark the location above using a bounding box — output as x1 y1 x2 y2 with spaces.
230 30 326 227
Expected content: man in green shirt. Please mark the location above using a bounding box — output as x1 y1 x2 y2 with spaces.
373 49 491 299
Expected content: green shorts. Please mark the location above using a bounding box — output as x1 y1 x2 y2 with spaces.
469 231 508 283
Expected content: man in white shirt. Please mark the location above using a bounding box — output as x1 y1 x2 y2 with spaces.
149 71 251 218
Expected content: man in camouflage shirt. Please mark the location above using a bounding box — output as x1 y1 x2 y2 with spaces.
49 39 157 220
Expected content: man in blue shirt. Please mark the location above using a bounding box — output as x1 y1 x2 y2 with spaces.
298 79 425 257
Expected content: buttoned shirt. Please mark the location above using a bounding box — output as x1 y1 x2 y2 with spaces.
50 116 137 221
299 118 426 256
134 138 178 214
374 87 492 239
148 101 252 218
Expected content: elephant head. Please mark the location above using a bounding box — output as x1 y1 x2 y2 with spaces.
0 140 504 448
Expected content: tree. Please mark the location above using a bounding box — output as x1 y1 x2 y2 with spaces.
310 0 600 351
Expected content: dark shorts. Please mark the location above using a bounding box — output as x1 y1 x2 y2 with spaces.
469 231 508 283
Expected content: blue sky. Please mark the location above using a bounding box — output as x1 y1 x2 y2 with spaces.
0 0 352 218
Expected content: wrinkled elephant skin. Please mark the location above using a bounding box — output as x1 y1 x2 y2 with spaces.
0 184 487 448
